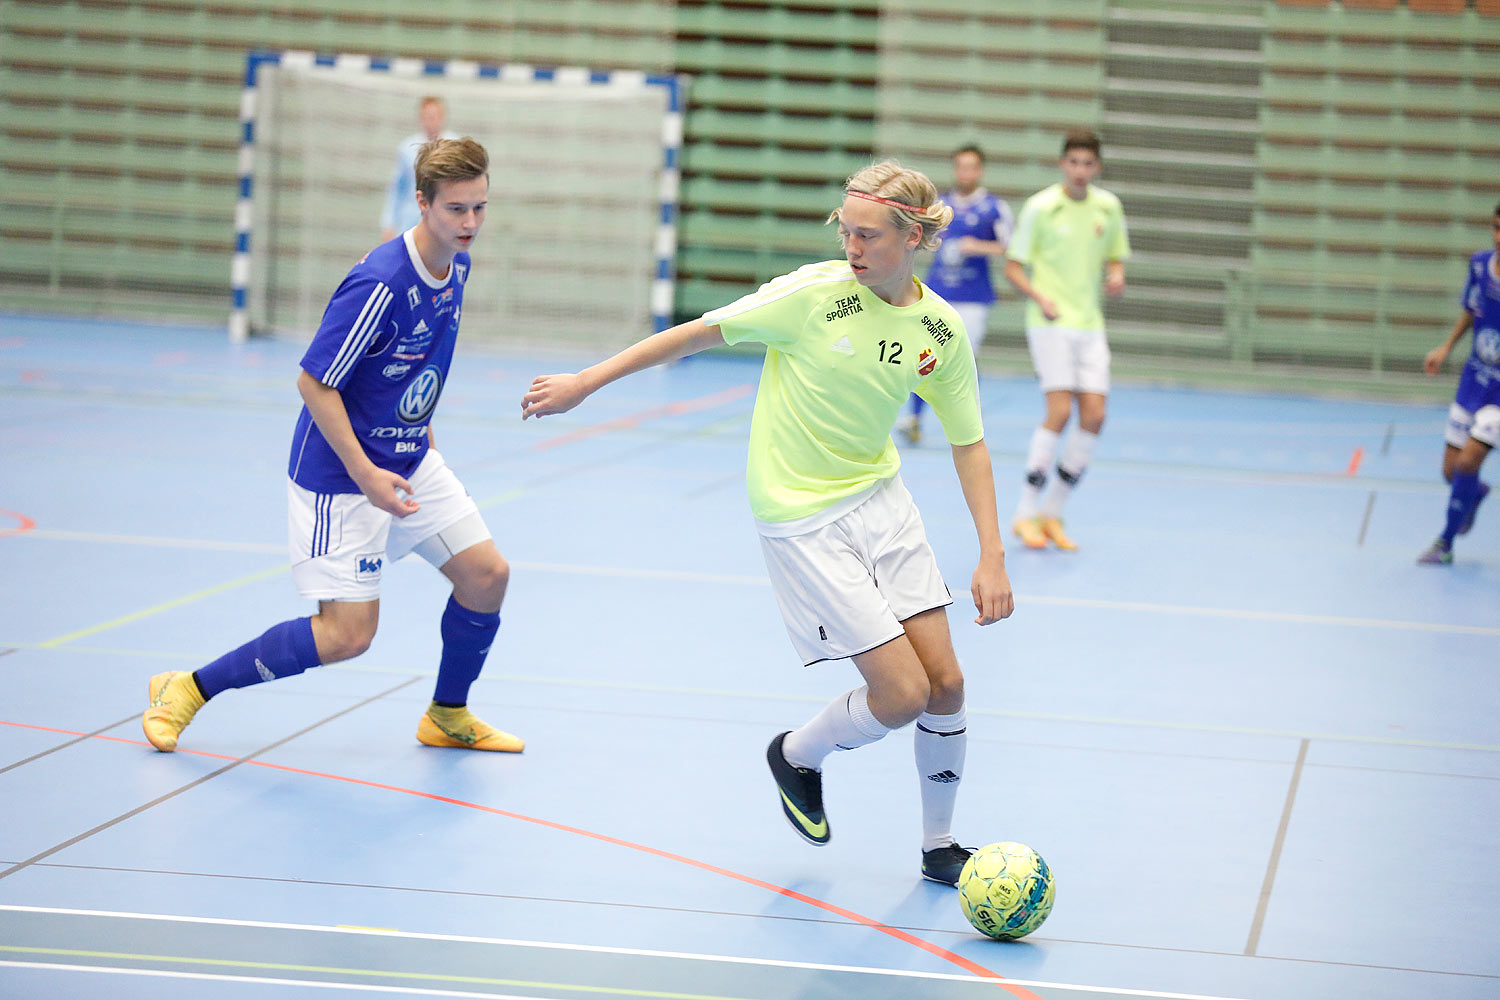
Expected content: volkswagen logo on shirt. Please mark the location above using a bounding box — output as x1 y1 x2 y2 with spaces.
1476 327 1500 367
397 365 443 425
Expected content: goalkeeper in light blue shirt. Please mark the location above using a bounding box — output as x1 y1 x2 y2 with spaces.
381 95 458 241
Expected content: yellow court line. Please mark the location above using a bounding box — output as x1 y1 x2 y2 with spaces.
0 945 755 1000
38 564 290 649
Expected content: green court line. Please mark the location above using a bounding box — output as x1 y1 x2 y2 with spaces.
0 945 755 1000
36 564 290 648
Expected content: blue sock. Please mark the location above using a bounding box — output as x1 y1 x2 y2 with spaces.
194 617 320 700
1441 471 1482 546
433 595 500 705
909 393 926 417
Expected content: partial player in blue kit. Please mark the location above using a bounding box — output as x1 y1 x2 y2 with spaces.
1417 201 1500 566
896 145 1014 446
143 138 523 752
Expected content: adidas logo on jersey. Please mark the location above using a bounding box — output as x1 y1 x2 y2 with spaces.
829 336 854 355
412 319 429 336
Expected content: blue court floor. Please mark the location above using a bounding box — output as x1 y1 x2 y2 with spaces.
0 313 1496 1000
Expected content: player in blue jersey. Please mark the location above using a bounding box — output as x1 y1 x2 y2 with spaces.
1417 201 1500 565
143 138 522 753
381 96 458 241
896 146 1014 446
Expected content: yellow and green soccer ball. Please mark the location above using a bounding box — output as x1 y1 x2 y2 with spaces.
957 841 1055 940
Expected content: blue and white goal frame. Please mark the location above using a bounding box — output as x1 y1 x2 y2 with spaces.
230 49 687 342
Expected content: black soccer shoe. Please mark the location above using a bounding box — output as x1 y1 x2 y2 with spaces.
766 732 830 845
921 844 974 886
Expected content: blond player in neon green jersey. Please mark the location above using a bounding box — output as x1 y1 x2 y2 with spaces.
522 161 1014 885
1005 129 1130 552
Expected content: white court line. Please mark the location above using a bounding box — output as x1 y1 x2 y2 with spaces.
0 962 548 999
12 533 1496 638
0 906 1254 1000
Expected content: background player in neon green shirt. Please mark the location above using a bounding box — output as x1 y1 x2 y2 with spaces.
522 161 1015 886
1005 130 1130 552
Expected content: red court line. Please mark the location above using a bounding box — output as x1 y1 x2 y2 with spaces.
2 719 1041 998
0 509 36 537
1344 447 1364 477
532 384 754 452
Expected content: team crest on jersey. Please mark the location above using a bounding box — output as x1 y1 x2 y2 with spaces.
406 285 421 309
454 263 468 284
917 348 937 377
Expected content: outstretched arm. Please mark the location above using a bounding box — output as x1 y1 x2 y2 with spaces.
950 439 1014 626
1425 312 1474 376
521 318 726 419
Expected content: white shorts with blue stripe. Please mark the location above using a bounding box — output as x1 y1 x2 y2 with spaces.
287 448 489 601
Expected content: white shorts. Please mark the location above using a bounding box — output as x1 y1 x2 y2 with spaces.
288 449 490 601
951 301 992 353
1026 324 1111 395
757 476 952 666
1445 402 1500 449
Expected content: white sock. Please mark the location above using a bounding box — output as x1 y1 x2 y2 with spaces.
915 705 967 851
1016 426 1059 519
1041 430 1098 518
783 686 890 771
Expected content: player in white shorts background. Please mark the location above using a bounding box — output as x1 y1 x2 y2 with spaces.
522 161 1015 886
142 138 523 754
1005 129 1130 552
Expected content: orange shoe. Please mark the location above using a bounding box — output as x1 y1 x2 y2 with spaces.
417 704 524 752
1012 517 1047 550
142 671 205 752
1038 517 1078 551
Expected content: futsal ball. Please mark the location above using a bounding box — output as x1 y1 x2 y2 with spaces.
957 841 1055 940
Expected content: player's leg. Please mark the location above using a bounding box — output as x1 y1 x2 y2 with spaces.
1039 330 1109 550
143 487 387 752
1420 421 1495 564
761 499 917 846
898 606 975 884
391 451 522 751
1441 416 1492 535
1016 328 1074 548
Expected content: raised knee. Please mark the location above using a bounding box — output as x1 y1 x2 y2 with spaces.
882 675 932 727
317 621 375 664
480 554 510 604
927 671 965 711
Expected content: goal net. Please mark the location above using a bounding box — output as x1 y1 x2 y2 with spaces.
233 52 684 353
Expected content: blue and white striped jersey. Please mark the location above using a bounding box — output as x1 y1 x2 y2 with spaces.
289 230 470 493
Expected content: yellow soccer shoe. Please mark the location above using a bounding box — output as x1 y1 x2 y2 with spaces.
417 703 524 753
142 671 206 752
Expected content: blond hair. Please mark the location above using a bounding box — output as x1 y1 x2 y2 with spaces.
827 160 953 252
415 137 488 203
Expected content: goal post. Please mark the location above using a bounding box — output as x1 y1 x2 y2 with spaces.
231 50 686 352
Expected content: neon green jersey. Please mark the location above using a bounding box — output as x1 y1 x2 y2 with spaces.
1007 183 1130 331
704 260 984 524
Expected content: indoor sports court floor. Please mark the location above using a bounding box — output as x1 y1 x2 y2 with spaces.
1 314 1496 1000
